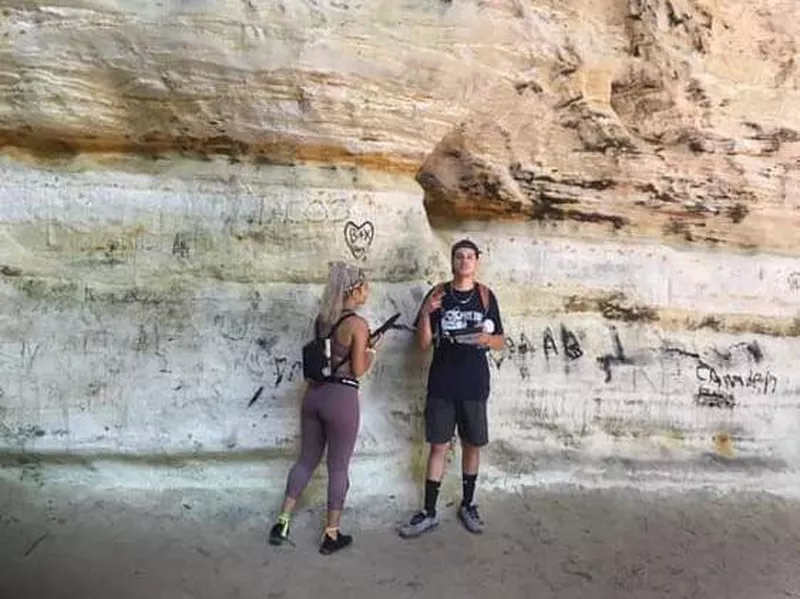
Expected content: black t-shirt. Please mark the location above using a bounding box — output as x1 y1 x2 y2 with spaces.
420 282 504 402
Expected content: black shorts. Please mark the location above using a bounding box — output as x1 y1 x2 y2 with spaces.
425 396 488 447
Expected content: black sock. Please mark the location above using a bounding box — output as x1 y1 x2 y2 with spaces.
461 473 477 507
424 479 441 516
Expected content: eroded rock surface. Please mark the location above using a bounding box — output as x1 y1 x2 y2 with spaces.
0 0 799 502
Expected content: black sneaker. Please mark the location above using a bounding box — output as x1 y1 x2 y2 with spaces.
319 531 353 555
268 519 290 546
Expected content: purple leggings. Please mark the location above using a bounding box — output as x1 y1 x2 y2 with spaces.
284 382 360 510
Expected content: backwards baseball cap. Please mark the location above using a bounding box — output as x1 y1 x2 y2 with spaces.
450 238 481 259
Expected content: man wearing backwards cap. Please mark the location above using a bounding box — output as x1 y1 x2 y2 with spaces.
398 238 505 538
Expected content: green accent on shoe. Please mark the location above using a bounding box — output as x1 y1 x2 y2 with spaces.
269 515 291 546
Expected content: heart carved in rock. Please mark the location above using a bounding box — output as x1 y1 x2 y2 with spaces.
343 220 375 261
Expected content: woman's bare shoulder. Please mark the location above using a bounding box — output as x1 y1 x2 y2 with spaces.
345 313 369 333
334 313 368 340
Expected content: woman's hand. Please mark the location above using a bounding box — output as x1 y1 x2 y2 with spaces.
368 332 384 350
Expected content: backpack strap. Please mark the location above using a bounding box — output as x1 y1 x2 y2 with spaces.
327 311 361 375
316 310 355 340
476 282 490 315
430 283 447 305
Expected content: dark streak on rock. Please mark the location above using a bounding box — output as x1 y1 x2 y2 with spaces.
0 265 22 276
691 316 722 331
662 345 702 361
390 410 412 425
506 163 627 229
541 207 628 230
247 386 264 408
516 170 616 192
712 341 763 364
726 202 749 224
24 532 49 558
514 80 543 95
256 337 278 353
663 218 694 241
554 94 584 110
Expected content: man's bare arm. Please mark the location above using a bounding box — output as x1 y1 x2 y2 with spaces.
416 287 444 351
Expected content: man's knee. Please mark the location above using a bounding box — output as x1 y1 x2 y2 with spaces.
460 441 482 454
429 443 449 457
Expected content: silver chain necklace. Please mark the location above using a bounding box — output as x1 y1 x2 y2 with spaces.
450 286 476 305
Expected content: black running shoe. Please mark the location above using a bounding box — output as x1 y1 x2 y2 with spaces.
269 519 290 546
319 532 353 555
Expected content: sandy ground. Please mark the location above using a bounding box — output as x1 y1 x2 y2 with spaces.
2 475 800 599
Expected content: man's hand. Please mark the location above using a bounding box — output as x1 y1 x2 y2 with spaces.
477 333 504 350
422 286 444 315
416 286 443 351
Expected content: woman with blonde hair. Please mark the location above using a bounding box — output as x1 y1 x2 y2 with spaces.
269 262 380 555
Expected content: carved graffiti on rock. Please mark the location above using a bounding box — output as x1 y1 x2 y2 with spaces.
244 342 271 379
302 197 349 223
241 332 303 388
268 197 350 225
543 327 558 359
560 325 583 360
172 232 192 259
222 186 354 235
489 325 584 373
696 363 778 395
276 195 351 225
542 326 584 362
135 323 162 354
214 313 252 341
272 357 303 388
506 332 535 357
596 326 631 383
502 332 536 378
343 220 375 261
20 342 40 373
663 340 778 408
695 387 735 409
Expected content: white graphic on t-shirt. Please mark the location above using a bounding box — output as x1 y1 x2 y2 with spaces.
440 308 484 333
441 308 464 332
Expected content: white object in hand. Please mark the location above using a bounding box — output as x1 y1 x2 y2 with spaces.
482 319 495 334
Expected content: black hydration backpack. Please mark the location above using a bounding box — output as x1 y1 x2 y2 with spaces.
302 311 355 382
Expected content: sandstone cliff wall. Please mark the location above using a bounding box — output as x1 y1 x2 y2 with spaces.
1 0 799 501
